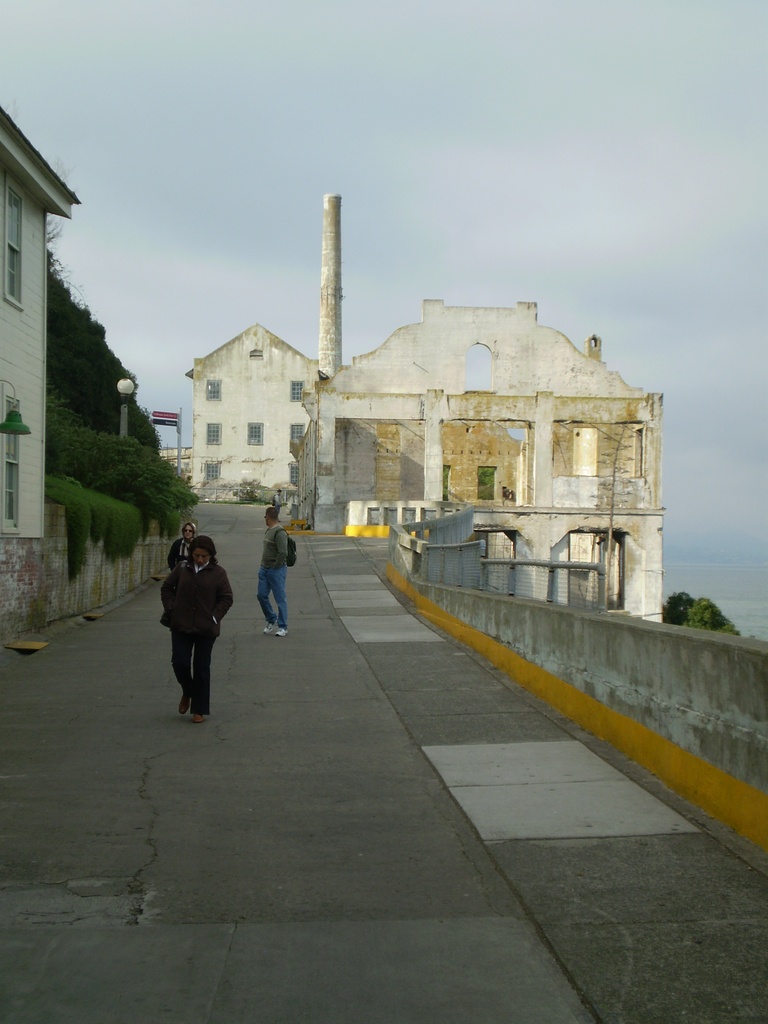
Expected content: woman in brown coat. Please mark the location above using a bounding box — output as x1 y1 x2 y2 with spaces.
161 535 233 723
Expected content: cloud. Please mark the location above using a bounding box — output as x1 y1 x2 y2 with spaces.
4 0 766 560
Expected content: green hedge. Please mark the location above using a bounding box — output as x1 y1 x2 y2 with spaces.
45 476 153 580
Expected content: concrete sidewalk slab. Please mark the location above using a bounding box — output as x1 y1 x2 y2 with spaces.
322 574 388 589
327 590 403 610
1 925 234 1024
340 616 443 642
425 741 698 840
211 918 594 1024
1 919 593 1024
423 740 628 786
450 777 700 840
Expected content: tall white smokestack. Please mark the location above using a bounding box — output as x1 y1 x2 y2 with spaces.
318 193 342 378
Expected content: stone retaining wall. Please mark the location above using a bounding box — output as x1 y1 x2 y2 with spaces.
0 501 168 645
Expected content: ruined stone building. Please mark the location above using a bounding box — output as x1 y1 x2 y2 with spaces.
190 195 664 618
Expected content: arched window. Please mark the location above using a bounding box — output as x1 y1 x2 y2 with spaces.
465 343 492 391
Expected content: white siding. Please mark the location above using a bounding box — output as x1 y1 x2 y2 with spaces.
0 171 48 537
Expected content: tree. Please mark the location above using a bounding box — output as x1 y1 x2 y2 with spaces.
45 254 195 531
686 598 740 635
662 591 695 626
662 591 740 635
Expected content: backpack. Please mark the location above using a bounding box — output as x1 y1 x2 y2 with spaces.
280 528 297 567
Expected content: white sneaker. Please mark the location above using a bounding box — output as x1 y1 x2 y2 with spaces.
276 627 287 637
263 622 276 634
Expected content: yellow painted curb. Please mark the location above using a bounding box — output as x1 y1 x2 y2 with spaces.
344 525 391 538
387 564 768 854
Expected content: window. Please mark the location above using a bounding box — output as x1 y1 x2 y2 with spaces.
573 427 597 476
290 381 304 402
206 379 221 401
632 427 644 478
6 187 22 302
477 466 496 501
247 422 264 445
289 463 299 485
442 465 451 501
204 463 221 481
290 423 304 443
465 343 492 391
206 423 221 445
250 349 263 359
3 398 19 527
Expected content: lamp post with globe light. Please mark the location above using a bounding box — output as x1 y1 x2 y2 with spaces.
117 378 135 436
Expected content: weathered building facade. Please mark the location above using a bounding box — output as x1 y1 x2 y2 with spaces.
191 194 664 618
298 298 663 618
190 324 317 500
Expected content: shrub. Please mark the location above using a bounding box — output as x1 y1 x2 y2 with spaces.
45 476 91 579
46 416 195 533
45 476 143 579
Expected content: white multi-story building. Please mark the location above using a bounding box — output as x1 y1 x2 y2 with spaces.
189 324 317 501
0 106 78 618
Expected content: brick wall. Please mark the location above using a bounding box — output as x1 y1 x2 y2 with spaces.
0 501 168 646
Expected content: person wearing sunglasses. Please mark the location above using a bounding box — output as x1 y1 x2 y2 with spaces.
167 522 196 570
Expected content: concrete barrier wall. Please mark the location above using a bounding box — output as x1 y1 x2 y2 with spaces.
388 528 768 850
0 502 168 645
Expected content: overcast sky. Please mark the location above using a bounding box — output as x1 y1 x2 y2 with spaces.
4 0 766 562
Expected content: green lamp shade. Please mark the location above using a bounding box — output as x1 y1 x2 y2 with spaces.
0 408 31 435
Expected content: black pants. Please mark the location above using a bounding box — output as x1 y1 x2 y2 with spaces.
170 631 216 716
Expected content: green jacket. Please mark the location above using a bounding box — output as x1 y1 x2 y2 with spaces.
261 525 288 568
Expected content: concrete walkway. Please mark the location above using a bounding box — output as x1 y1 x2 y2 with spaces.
1 504 767 1023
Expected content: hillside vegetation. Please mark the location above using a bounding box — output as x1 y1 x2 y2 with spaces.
45 255 194 566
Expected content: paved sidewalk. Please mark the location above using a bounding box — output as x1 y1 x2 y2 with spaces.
1 504 767 1023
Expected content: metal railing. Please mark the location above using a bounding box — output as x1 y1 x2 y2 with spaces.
481 558 606 611
424 541 484 588
401 507 606 612
410 505 475 546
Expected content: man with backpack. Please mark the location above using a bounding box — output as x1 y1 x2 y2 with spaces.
258 505 292 637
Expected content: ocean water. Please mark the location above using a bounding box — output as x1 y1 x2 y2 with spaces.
663 564 768 642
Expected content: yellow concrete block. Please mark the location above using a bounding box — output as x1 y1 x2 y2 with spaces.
344 525 390 538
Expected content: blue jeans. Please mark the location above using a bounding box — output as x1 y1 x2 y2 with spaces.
258 565 288 630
